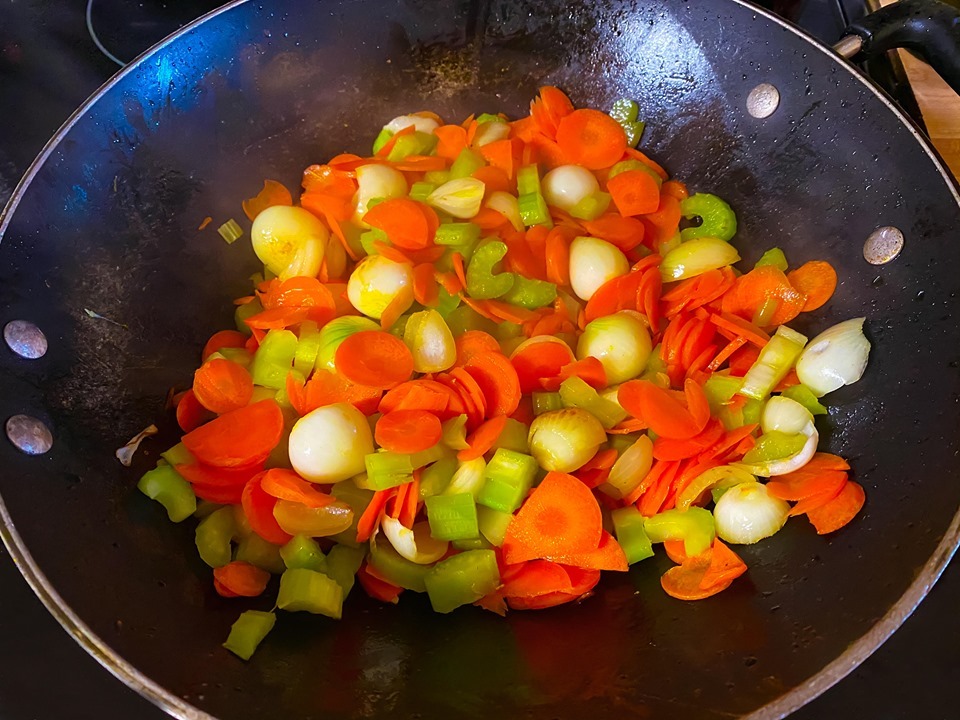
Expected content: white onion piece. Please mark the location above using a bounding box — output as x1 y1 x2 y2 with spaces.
347 254 414 320
485 191 525 232
472 120 511 147
352 164 408 226
443 457 487 498
381 517 449 564
760 396 813 435
542 165 600 212
528 408 607 473
735 421 819 477
384 114 440 134
577 311 652 384
713 482 790 544
568 236 629 302
288 403 374 483
796 318 871 397
251 205 328 280
426 178 486 218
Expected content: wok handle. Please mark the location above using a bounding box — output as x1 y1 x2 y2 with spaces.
838 0 960 95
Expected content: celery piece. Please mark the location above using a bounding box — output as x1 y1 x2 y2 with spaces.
445 305 499 337
611 506 655 564
223 611 276 661
643 507 716 557
137 464 196 522
559 376 628 429
499 276 558 310
476 112 504 125
569 192 612 221
409 181 437 203
329 482 375 548
452 536 494 551
193 500 222 519
754 247 788 272
435 222 482 247
477 505 513 546
517 191 553 228
234 299 263 336
609 98 645 148
365 451 414 477
781 384 828 416
409 443 448 469
218 347 253 368
608 432 642 453
424 169 451 186
532 391 564 416
680 193 737 242
280 535 327 573
742 398 764 426
293 321 322 377
277 568 343 618
425 493 479 541
316 316 380 371
235 534 286 574
251 329 299 390
195 507 236 568
449 148 486 179
703 374 743 415
387 131 438 162
250 385 278 404
718 403 746 431
441 414 470 451
218 219 243 244
609 159 661 186
423 549 500 613
369 536 431 592
160 442 195 468
365 472 414 491
420 454 458 497
491 418 530 454
478 449 538 513
359 228 389 256
372 127 394 155
435 286 462 318
325 544 365 599
516 164 541 196
466 240 515 299
742 431 806 465
738 326 807 400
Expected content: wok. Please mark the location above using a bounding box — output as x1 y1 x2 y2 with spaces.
2 0 960 718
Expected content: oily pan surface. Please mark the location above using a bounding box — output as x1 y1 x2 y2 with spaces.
0 0 959 718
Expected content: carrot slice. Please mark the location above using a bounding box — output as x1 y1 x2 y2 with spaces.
412 263 439 307
182 400 284 468
213 561 271 598
538 86 575 126
502 471 604 564
806 480 865 534
661 179 689 201
356 488 394 544
787 260 838 312
555 109 627 170
618 380 705 440
176 388 213 432
623 147 669 180
399 472 421 529
660 551 718 601
544 227 572 286
709 312 770 348
506 568 602 610
242 179 292 221
376 409 443 454
698 539 748 591
663 539 688 564
510 340 575 393
721 266 807 327
260 468 336 508
175 462 262 489
244 306 310 330
652 421 724 461
380 379 458 418
392 155 448 172
607 169 661 217
540 356 608 392
193 358 254 415
379 284 415 331
501 559 573 599
581 214 646 252
545 531 628 571
434 124 468 161
767 470 848 503
449 367 489 419
202 330 248 361
472 164 512 195
479 139 519 180
241 471 293 545
455 330 502 367
463 351 522 417
358 563 403 603
363 197 432 250
684 378 711 429
335 330 414 390
457 415 508 461
788 481 848 518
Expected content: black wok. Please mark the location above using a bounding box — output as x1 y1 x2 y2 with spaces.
2 0 960 718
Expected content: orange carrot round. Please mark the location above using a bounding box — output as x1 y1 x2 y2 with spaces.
455 330 502 367
457 415 508 461
607 169 661 217
242 179 292 221
720 266 807 327
375 409 442 454
806 480 865 534
193 358 254 415
182 399 284 468
787 260 838 312
335 330 414 390
241 471 293 545
510 340 574 393
618 380 705 440
363 197 432 250
202 330 247 361
555 109 628 170
213 561 271 598
464 351 522 418
175 388 213 432
260 468 336 508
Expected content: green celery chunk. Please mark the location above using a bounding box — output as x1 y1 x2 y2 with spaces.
608 98 645 148
365 451 414 483
611 506 655 564
325 544 366 599
516 164 541 196
280 535 328 572
703 374 743 415
137 464 196 522
435 286 462 318
609 159 661 186
160 441 195 467
293 321 322 377
369 536 431 592
195 507 236 568
424 169 451 186
643 507 716 557
425 493 479 541
234 299 263 336
409 181 437 203
235 533 286 574
754 247 788 272
532 391 564 416
424 549 500 613
372 127 394 155
476 112 504 124
478 449 538 513
608 432 642 453
452 536 494 551
569 192 612 221
742 397 765 426
491 418 530 454
517 191 553 228
420 454 458 498
559 376 628 429
742 431 806 464
387 131 438 162
499 275 557 310
328 482 374 548
435 222 482 246
218 347 253 368
193 500 222 519
466 240 515 299
277 568 343 618
251 329 299 390
364 472 414 491
477 505 513 546
449 148 486 179
445 305 499 337
738 326 807 400
409 444 448 469
680 193 737 242
360 228 389 256
781 385 828 415
223 611 276 661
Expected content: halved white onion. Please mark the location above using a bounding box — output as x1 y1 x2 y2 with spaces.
352 164 408 226
346 254 414 320
795 318 871 397
713 482 790 544
527 408 607 472
542 165 600 212
384 114 440 134
568 236 629 301
250 205 328 280
381 517 449 564
577 311 652 384
288 403 374 483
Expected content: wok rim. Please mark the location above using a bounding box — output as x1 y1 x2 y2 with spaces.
1 1 958 718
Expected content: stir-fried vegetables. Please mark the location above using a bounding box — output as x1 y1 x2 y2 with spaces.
136 87 870 660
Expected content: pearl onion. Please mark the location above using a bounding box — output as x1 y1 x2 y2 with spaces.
542 164 600 212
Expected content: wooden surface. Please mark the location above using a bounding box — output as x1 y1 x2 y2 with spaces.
880 0 960 178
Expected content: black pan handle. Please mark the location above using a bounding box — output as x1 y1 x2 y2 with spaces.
838 0 960 95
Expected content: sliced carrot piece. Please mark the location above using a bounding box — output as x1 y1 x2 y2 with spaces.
581 214 646 252
623 147 669 180
434 124 468 161
538 86 575 126
455 330 502 367
413 263 439 307
356 488 394 544
545 531 628 571
638 459 682 517
241 471 293 545
244 306 310 330
363 197 432 250
202 330 248 362
500 559 573 598
618 380 705 440
213 561 271 598
457 415 508 461
463 351 522 417
660 552 724 601
623 458 671 505
506 568 602 610
260 468 336 509
449 367 489 419
502 471 604 563
607 169 661 217
175 462 262 489
720 265 807 327
540 356 608 392
709 312 770 348
357 563 403 603
242 179 292 221
392 155 448 172
663 539 688 564
510 340 575 394
479 138 519 180
767 470 848 502
698 539 748 591
375 409 443 454
653 421 724 461
379 379 457 417
544 226 573 286
661 179 689 201
555 109 627 170
787 260 838 312
182 400 284 468
399 472 421 529
472 164 512 195
193 358 254 415
335 330 414 390
806 480 865 534
176 388 213 432
787 480 848 518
